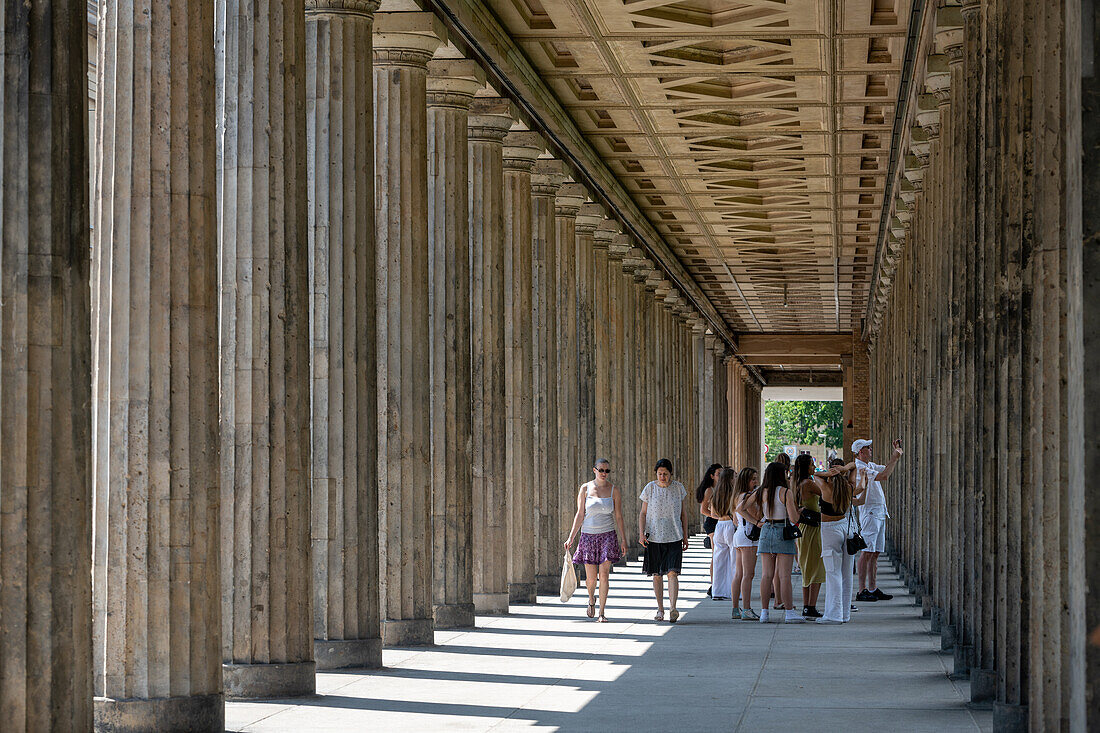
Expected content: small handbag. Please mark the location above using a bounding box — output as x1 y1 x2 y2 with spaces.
782 518 803 541
745 519 761 541
798 507 820 527
845 508 867 555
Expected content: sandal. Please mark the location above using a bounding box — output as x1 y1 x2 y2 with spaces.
654 610 665 621
669 609 680 623
587 600 596 618
597 613 608 623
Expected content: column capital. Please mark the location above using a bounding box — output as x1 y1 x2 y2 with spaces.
467 97 514 142
427 59 485 108
306 0 380 15
373 11 446 67
502 130 544 172
532 159 568 197
960 0 981 18
592 218 619 249
575 202 605 234
934 6 964 58
554 182 586 217
608 233 632 260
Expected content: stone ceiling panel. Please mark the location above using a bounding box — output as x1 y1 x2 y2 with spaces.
485 0 909 333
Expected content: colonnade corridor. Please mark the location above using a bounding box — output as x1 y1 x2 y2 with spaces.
226 538 991 732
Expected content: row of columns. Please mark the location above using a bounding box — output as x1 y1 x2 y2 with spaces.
727 362 762 471
869 2 1085 731
0 0 719 728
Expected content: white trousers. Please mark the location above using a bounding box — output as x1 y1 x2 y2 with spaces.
712 520 737 599
820 519 854 622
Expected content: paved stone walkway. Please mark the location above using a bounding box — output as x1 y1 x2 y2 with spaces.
227 538 992 732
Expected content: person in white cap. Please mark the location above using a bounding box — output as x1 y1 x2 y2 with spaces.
851 438 903 602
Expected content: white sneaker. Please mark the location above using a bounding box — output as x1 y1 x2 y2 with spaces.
784 610 806 624
759 609 769 623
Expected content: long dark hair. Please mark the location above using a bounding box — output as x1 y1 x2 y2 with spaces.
793 454 814 487
708 467 736 517
732 467 757 513
830 471 854 515
754 461 789 513
696 462 723 503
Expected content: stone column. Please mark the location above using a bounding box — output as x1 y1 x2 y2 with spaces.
575 203 604 470
592 218 617 459
532 160 568 593
306 0 383 671
372 9 445 646
502 129 543 604
426 58 484 629
554 183 586 546
468 97 513 614
93 0 223 725
608 234 634 554
217 0 314 696
1 2 92 730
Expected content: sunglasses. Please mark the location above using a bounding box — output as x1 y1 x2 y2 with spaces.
595 468 610 474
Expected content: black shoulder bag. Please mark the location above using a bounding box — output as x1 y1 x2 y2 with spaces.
845 505 867 555
781 488 803 540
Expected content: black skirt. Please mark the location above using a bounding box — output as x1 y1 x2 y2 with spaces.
642 540 683 576
703 516 719 534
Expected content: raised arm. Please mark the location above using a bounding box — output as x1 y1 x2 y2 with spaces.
563 486 587 552
815 461 856 478
875 439 904 482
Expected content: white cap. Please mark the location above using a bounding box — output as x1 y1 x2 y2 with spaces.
852 438 873 454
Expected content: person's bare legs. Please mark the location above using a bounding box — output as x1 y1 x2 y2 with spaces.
801 580 811 608
584 564 598 617
759 554 776 610
597 561 612 620
652 574 665 619
776 554 795 610
668 571 679 614
857 551 870 591
867 551 880 590
731 550 744 607
738 547 757 609
808 582 821 608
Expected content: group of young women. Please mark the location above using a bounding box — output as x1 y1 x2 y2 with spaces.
561 445 900 624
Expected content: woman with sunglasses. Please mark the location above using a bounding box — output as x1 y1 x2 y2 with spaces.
564 459 627 622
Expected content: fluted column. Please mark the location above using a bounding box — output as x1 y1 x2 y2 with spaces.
554 183 586 549
93 0 223 724
1 2 91 730
532 160 568 593
468 98 513 614
575 203 604 471
426 58 484 629
306 0 382 670
592 218 617 461
502 130 543 604
217 0 314 696
372 10 445 646
608 234 634 555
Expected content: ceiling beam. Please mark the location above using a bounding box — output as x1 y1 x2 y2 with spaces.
736 332 853 363
759 370 844 388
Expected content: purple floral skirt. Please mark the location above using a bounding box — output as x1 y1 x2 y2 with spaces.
572 530 622 565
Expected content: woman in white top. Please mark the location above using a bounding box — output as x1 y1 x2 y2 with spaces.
638 458 689 623
564 459 627 622
730 467 762 620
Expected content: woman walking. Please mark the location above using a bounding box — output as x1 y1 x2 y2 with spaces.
793 454 825 618
564 458 627 622
732 467 762 620
708 467 738 609
752 462 804 623
696 463 724 598
804 460 865 624
638 459 690 623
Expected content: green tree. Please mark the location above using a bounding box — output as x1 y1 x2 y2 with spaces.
763 400 843 462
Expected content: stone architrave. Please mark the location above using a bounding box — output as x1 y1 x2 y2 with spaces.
574 203 605 473
503 130 544 604
217 0 315 697
467 97 514 614
92 0 223 726
372 8 446 647
531 160 568 593
1 2 93 730
554 183 587 548
426 57 485 629
306 0 383 670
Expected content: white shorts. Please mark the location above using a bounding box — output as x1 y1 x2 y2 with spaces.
732 520 758 549
860 510 887 553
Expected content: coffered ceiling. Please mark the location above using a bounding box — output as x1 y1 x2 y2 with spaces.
486 0 912 333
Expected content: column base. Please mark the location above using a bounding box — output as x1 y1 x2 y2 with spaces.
930 607 944 633
314 638 382 670
223 661 316 699
950 644 973 679
382 617 434 647
535 574 559 595
920 594 931 618
473 592 509 614
992 702 1028 732
940 624 957 652
94 693 223 732
508 582 537 604
970 668 996 702
434 602 476 629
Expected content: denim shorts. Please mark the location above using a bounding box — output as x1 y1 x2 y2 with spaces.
757 522 796 554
